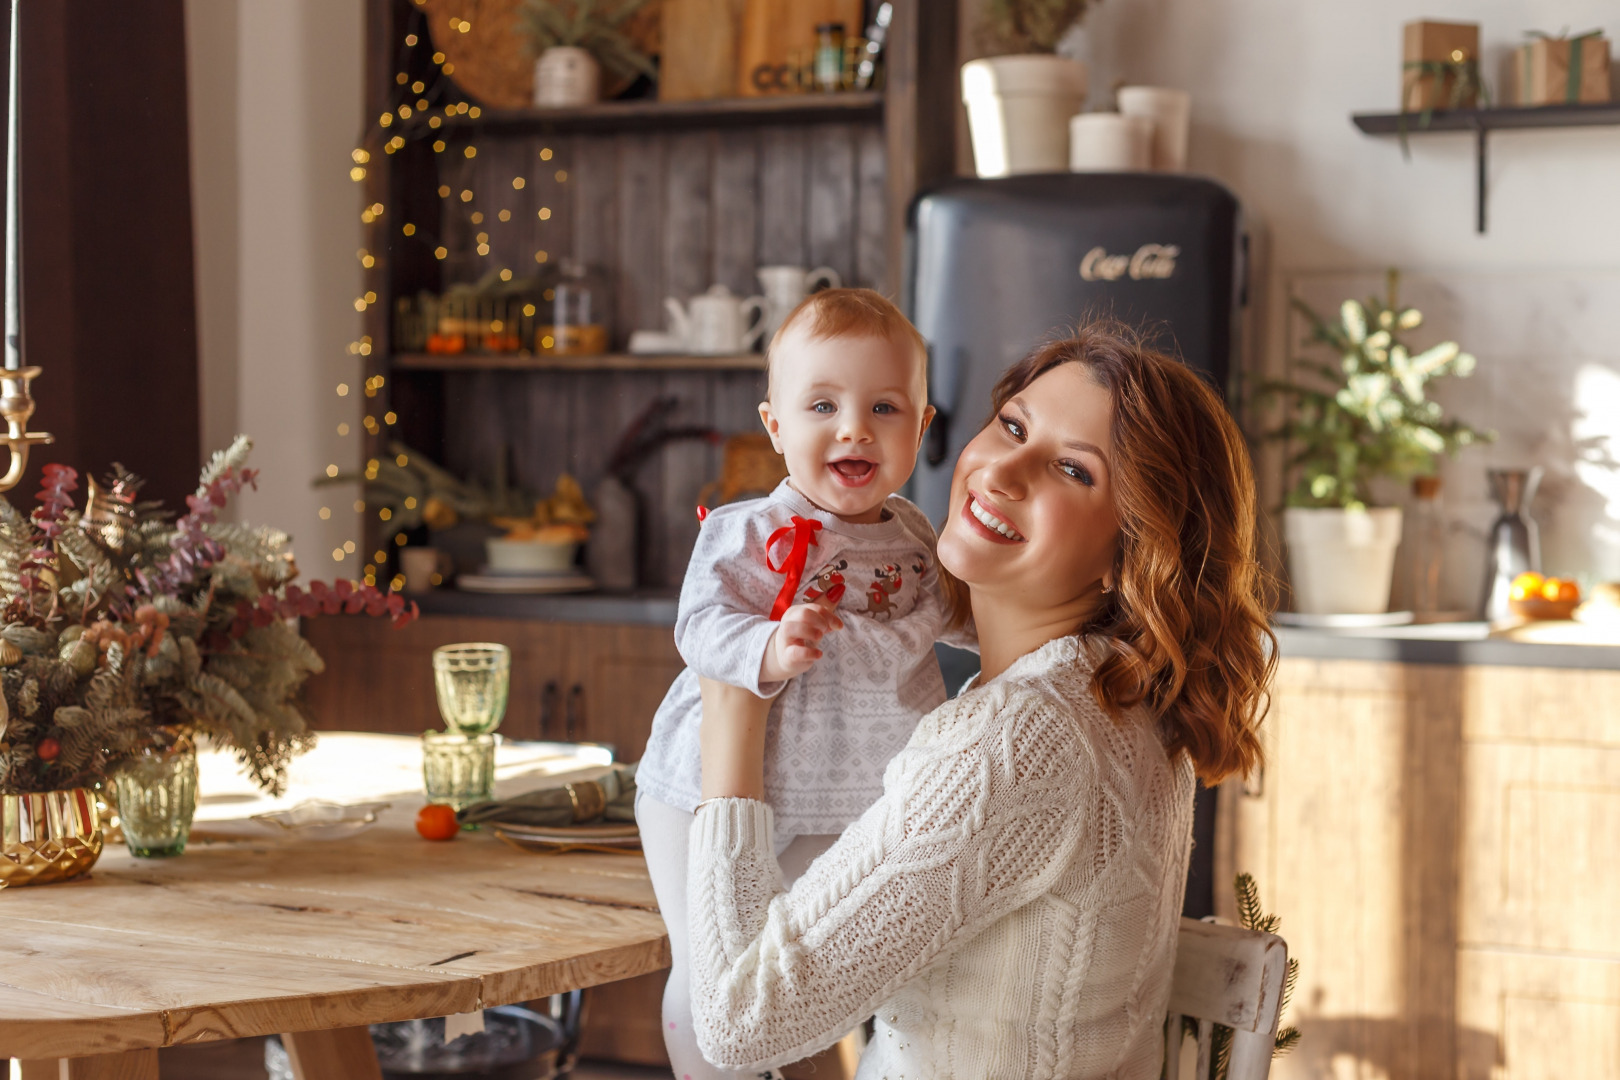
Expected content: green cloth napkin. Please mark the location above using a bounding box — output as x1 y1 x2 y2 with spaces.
456 762 638 826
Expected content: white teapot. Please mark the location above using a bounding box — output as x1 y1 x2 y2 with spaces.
664 285 768 355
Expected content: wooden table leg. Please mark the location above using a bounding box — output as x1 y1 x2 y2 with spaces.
18 1050 158 1079
282 1027 383 1080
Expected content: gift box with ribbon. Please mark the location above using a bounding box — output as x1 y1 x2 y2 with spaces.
1513 31 1612 106
1402 21 1482 111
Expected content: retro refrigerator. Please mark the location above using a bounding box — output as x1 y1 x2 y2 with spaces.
906 173 1246 919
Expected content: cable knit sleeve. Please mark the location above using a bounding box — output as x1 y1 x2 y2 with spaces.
686 686 1093 1070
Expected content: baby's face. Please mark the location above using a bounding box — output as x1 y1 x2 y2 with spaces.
759 329 934 524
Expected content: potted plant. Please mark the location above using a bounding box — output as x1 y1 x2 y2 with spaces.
1260 273 1490 615
0 438 418 881
519 0 657 107
962 0 1094 176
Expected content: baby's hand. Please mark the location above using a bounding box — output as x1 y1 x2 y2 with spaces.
761 599 845 683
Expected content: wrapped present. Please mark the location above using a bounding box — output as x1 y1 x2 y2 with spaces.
1512 31 1612 105
1402 20 1482 111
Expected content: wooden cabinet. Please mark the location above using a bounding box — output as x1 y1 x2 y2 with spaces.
1221 656 1620 1079
301 614 680 759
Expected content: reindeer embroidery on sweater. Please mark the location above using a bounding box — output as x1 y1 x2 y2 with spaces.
865 564 903 619
802 559 848 605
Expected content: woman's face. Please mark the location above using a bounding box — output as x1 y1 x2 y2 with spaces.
937 363 1122 612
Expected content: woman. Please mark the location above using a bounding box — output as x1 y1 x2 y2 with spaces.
688 325 1274 1079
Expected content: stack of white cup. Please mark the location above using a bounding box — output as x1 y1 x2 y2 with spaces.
1068 86 1191 173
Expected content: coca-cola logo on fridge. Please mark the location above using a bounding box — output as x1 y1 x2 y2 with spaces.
1078 244 1180 282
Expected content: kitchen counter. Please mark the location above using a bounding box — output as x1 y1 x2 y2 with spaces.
411 591 1620 670
1272 620 1620 670
414 588 680 626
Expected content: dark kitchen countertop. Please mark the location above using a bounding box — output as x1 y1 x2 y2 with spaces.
1272 621 1620 671
410 591 1620 670
413 588 680 626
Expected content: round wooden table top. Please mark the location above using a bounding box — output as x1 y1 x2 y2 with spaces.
0 734 669 1063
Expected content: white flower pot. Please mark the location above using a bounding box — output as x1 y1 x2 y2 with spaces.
535 46 599 107
961 55 1088 177
1284 506 1404 615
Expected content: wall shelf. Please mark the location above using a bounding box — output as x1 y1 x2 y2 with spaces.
1351 103 1620 233
391 351 767 372
410 91 884 139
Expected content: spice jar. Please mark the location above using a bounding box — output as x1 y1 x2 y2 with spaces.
814 23 846 93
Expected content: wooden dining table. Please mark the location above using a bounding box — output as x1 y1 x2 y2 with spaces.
0 734 670 1079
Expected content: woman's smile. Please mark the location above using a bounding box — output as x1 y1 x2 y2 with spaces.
963 492 1025 542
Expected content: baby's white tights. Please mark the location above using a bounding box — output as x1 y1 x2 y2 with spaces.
635 792 839 1080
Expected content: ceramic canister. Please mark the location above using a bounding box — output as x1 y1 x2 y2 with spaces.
1116 86 1192 172
1068 113 1153 171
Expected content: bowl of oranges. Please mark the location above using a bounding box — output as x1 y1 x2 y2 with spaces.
1508 572 1582 621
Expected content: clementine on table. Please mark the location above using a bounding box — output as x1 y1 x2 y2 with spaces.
415 803 460 841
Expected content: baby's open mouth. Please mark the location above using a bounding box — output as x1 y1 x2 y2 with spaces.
828 458 878 486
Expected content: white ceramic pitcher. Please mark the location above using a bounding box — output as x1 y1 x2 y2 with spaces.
757 265 842 340
664 285 768 355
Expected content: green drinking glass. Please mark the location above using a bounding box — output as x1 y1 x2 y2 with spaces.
114 738 199 858
432 642 511 736
421 730 496 812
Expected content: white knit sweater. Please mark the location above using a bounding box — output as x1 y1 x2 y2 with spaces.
688 635 1196 1079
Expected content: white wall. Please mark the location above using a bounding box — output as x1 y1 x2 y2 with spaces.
963 0 1620 602
186 0 365 572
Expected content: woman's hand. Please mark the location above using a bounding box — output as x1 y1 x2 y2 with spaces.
698 676 775 801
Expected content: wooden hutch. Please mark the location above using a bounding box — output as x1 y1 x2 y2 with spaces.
303 0 958 1068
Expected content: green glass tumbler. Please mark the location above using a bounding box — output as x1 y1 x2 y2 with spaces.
432 642 511 735
114 739 199 858
422 731 496 812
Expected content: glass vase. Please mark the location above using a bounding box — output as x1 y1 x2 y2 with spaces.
114 737 198 858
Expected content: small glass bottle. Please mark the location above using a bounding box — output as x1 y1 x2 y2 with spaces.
814 23 846 93
1407 475 1445 618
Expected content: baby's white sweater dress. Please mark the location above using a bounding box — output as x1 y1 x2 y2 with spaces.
637 480 966 839
687 634 1197 1079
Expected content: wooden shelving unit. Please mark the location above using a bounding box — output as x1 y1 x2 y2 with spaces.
1352 102 1620 232
391 351 766 372
413 90 885 137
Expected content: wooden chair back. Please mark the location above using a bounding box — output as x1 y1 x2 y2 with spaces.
1163 917 1290 1080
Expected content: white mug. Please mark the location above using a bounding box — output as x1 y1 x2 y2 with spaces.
1116 86 1191 172
1068 113 1153 171
757 265 841 340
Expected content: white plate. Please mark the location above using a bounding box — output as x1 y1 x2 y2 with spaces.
1273 610 1415 629
457 573 596 594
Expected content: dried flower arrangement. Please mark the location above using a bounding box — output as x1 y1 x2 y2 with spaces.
0 437 418 796
518 0 657 84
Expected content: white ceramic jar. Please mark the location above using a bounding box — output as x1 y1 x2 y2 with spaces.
961 55 1088 177
535 46 600 107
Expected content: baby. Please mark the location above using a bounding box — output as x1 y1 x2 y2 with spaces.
635 288 972 1079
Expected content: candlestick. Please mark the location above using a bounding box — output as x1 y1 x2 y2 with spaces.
0 0 52 492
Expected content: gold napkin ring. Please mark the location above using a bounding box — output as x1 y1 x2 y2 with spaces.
565 781 606 823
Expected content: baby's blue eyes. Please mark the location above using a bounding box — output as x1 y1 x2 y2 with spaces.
808 401 901 415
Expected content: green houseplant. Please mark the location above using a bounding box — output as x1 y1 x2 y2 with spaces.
1260 272 1489 615
519 0 656 107
963 0 1096 176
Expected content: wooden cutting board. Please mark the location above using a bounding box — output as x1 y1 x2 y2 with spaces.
660 0 746 101
737 0 866 96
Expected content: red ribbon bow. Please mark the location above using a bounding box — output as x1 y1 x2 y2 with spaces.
764 516 823 620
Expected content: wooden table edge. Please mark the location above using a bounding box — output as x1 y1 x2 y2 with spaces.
0 935 670 1061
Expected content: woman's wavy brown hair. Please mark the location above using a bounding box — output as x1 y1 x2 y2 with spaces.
987 323 1275 783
